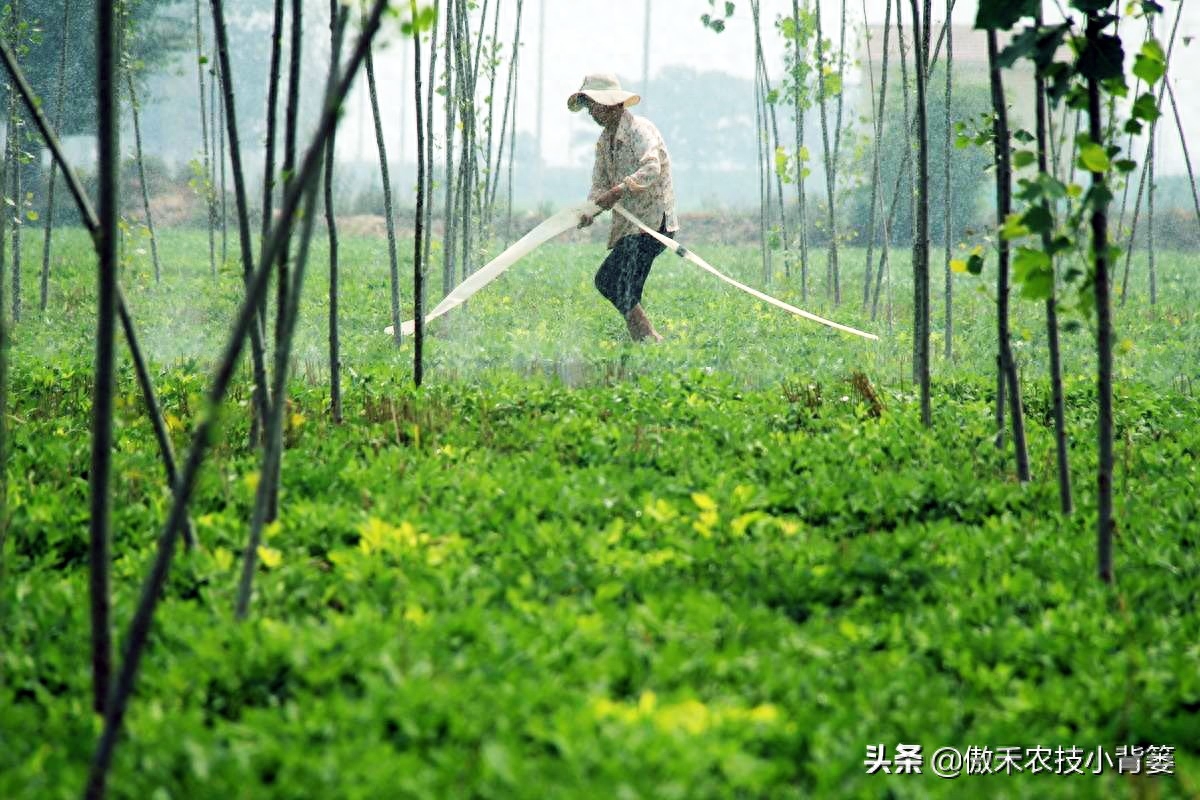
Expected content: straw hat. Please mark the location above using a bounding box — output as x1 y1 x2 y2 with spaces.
567 73 641 112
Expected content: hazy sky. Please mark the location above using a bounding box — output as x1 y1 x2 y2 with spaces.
339 0 1199 174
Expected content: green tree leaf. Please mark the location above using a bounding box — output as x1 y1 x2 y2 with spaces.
1077 142 1110 173
1137 41 1166 94
975 0 1039 30
1021 204 1054 234
1077 33 1124 83
1001 213 1032 240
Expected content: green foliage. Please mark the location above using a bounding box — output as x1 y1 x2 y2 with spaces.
0 0 187 137
971 1 1172 324
1076 32 1126 84
1077 140 1111 174
700 0 736 34
1131 91 1162 124
1012 246 1054 299
400 3 439 36
1 229 1199 797
1132 39 1167 86
778 6 817 114
998 23 1072 71
974 0 1039 31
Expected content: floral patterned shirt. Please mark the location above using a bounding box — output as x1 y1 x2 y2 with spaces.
588 110 679 248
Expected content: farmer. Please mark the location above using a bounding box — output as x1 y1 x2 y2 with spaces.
570 73 678 342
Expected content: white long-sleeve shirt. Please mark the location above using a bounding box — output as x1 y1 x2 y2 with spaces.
588 110 679 248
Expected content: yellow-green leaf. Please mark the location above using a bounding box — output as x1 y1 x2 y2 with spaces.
1077 143 1110 173
257 546 282 569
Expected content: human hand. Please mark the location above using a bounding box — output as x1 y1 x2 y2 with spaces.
578 213 594 229
595 184 623 211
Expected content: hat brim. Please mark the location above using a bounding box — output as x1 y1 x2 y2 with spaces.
567 89 641 112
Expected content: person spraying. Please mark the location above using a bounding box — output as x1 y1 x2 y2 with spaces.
391 75 875 344
569 74 678 343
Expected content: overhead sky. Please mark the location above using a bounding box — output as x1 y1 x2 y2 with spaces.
340 0 1199 175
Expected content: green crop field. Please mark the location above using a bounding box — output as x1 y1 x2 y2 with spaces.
2 229 1198 798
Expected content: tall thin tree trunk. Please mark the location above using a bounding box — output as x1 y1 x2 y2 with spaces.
84 11 390 790
1067 108 1081 186
986 30 1029 478
119 297 200 550
2 41 197 558
1117 3 1179 295
326 0 342 423
238 75 334 623
505 12 519 246
218 58 228 267
1147 125 1156 305
210 63 219 263
488 0 522 225
241 0 347 621
442 0 457 295
832 0 847 165
0 121 6 592
896 0 916 371
813 0 839 302
422 0 439 283
257 0 285 437
127 74 162 284
90 0 120 716
535 0 544 198
641 0 651 107
1119 147 1150 306
910 0 931 427
1164 77 1200 228
265 0 302 524
208 0 272 458
455 0 475 281
752 41 772 284
480 0 502 232
9 117 20 323
261 0 284 247
1034 9 1072 515
39 0 71 312
0 88 8 590
365 21 401 345
0 158 5 590
413 0 426 386
194 0 216 277
862 0 889 310
1083 14 1114 583
7 0 22 325
277 0 301 355
872 153 904 321
488 25 516 220
752 0 790 278
791 0 811 301
1046 97 1063 179
470 0 490 81
942 3 952 360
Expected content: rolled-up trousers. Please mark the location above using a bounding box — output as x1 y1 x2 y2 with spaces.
593 217 672 315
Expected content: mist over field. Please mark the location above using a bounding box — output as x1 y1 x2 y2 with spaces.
1 1 1199 798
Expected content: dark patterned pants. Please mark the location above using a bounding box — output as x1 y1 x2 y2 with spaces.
593 218 672 315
